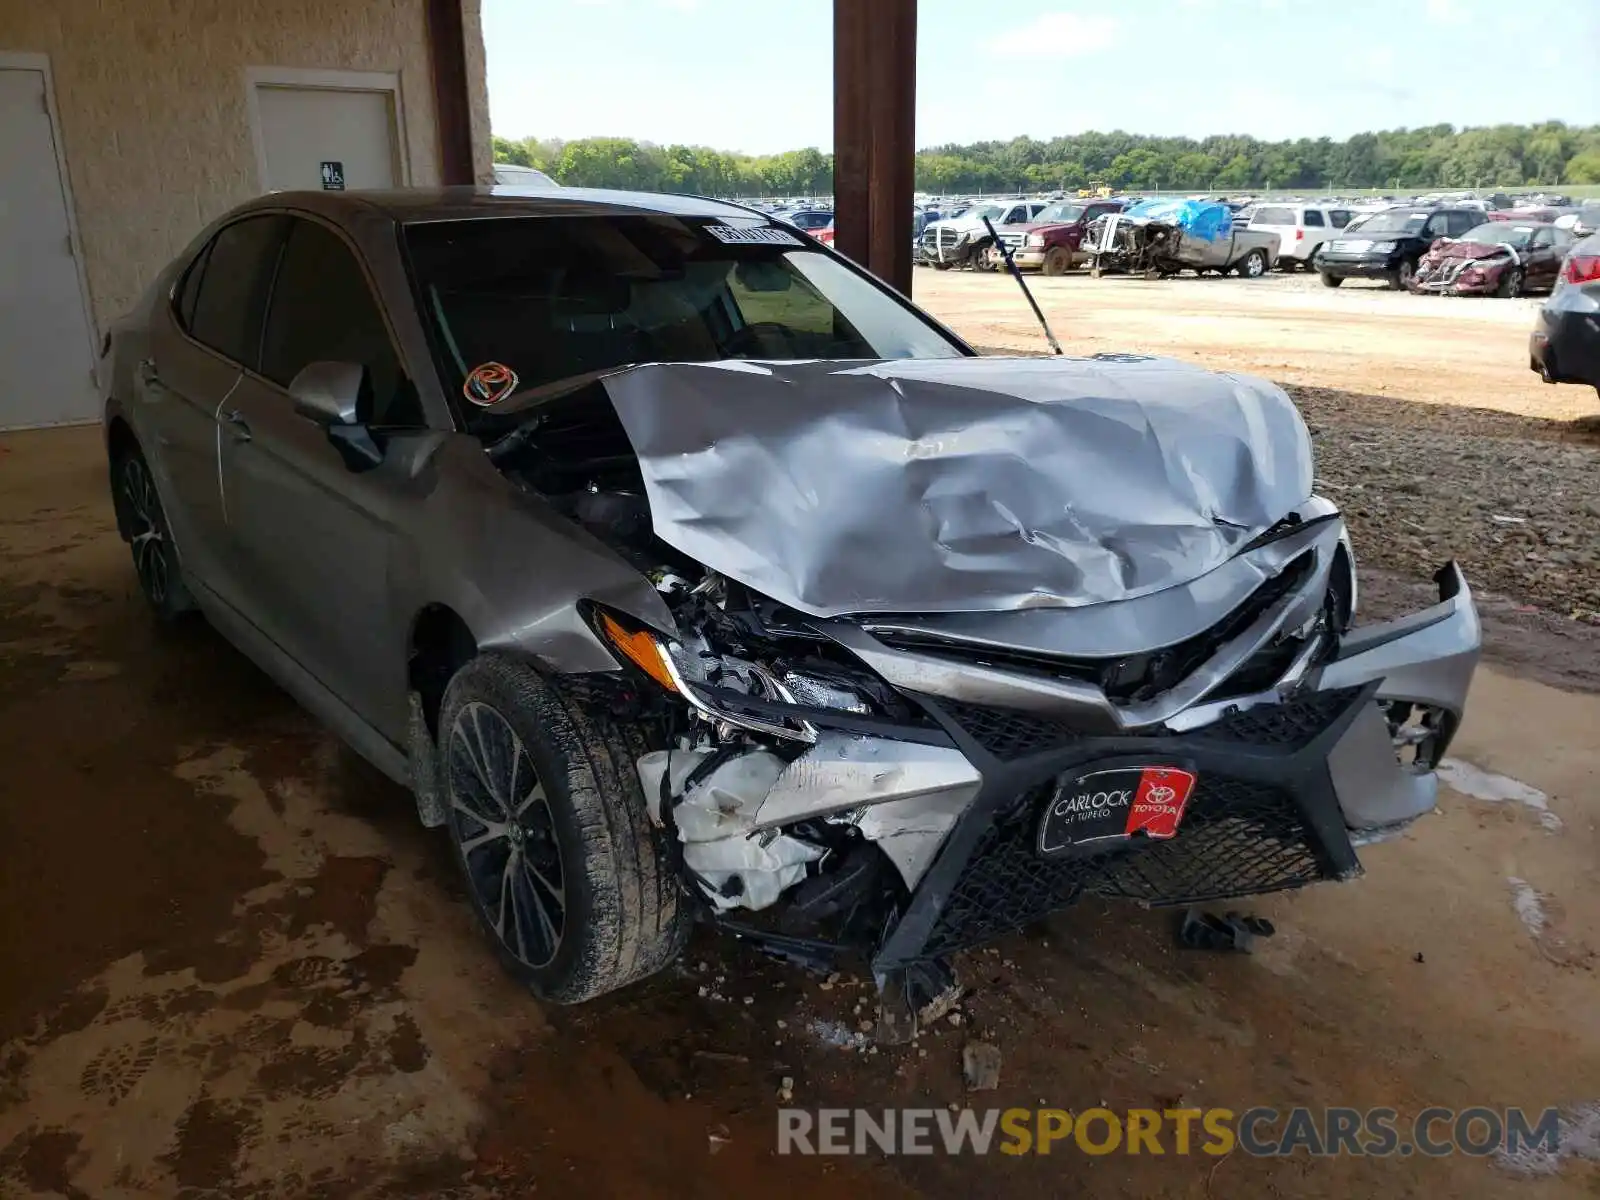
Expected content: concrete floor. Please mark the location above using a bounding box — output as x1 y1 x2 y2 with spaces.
1 425 1597 1198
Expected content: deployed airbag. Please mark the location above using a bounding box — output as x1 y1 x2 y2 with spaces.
600 355 1314 617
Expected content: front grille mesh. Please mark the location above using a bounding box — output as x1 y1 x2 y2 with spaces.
935 700 1079 758
1204 688 1356 744
921 776 1333 959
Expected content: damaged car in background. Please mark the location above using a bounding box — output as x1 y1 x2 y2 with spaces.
1411 221 1574 297
102 189 1481 1027
1084 198 1279 279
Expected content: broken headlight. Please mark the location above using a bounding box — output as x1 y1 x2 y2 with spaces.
593 609 870 743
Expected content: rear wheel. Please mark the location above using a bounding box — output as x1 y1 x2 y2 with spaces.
113 443 195 620
440 653 692 1003
1321 272 1343 288
1041 246 1073 276
1237 249 1268 278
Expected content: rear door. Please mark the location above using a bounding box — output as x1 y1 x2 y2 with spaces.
219 214 425 733
141 214 286 600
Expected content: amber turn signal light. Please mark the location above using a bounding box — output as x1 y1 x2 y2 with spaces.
597 612 679 693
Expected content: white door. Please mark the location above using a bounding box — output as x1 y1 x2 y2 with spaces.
254 85 400 193
0 67 98 430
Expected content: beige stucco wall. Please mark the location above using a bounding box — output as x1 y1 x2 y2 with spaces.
3 0 491 332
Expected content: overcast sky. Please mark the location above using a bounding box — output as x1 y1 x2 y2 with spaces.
484 0 1600 152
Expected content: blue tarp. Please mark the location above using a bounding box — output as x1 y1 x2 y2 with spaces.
1124 199 1233 243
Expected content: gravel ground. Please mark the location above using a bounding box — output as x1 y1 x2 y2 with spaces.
1290 385 1600 624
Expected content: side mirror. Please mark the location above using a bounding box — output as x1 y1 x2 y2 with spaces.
288 360 364 426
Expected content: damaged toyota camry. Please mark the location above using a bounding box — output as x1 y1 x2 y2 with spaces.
102 189 1481 1021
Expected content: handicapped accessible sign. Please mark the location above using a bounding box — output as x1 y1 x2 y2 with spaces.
320 161 346 190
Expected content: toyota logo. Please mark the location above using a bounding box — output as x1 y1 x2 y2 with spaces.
1146 784 1177 805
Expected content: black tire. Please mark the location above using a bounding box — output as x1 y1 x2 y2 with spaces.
1321 272 1343 288
969 241 994 271
1388 260 1416 291
439 653 691 1003
932 261 952 271
1236 249 1268 278
113 442 196 620
1496 267 1524 299
1041 246 1073 276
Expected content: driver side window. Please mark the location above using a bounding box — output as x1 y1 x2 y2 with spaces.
259 218 424 427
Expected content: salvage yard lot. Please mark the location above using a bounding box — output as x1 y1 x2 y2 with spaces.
2 274 1598 1198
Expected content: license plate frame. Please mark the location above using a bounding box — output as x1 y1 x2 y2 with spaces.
1036 765 1198 857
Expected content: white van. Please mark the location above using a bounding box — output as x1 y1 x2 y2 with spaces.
1247 204 1355 271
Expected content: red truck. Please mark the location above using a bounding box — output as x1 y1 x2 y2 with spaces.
988 198 1126 275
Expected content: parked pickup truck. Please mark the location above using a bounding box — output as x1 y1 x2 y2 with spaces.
1085 200 1280 279
989 199 1125 275
918 199 1048 269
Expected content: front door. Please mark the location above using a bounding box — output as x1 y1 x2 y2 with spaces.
0 66 97 429
253 83 401 193
219 215 425 734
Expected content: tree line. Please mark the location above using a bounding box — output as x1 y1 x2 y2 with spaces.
494 123 1600 196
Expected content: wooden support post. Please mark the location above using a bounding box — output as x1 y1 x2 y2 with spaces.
426 0 475 186
833 0 917 294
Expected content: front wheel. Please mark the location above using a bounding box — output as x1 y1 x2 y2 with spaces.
1041 246 1073 276
113 444 195 620
932 261 952 271
1237 249 1268 278
440 653 692 1003
1388 260 1416 290
1496 267 1524 299
1321 272 1343 288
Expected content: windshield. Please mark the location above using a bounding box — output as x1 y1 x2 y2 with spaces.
961 204 1003 223
1346 210 1429 235
405 215 966 411
1034 203 1086 224
1461 222 1537 248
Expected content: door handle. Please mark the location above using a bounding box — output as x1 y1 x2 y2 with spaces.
224 409 252 442
138 358 160 387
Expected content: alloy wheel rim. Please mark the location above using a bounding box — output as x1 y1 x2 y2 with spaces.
123 459 168 603
448 701 565 969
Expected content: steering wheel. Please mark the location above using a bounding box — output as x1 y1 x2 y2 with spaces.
722 322 800 358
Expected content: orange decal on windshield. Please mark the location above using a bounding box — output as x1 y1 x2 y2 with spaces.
464 361 519 406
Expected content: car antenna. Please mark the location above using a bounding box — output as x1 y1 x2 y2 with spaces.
982 215 1063 356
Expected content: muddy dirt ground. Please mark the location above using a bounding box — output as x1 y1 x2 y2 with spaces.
2 274 1598 1198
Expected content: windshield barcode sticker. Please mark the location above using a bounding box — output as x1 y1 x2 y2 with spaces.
704 224 803 246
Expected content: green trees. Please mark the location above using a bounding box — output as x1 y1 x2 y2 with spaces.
489 124 1600 196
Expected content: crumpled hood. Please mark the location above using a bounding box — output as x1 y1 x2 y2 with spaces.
1427 240 1516 261
599 355 1314 618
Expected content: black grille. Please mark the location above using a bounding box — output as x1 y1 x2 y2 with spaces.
921 776 1334 959
1205 688 1357 744
935 700 1079 758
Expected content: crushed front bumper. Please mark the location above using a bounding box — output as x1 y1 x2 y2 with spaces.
1318 255 1400 280
868 563 1480 970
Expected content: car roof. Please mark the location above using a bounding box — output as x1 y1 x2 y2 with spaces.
237 185 766 225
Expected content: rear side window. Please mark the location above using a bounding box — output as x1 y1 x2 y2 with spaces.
1303 210 1325 227
175 242 211 331
260 218 422 427
1253 206 1296 226
1446 210 1478 236
1329 210 1353 228
187 216 285 368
